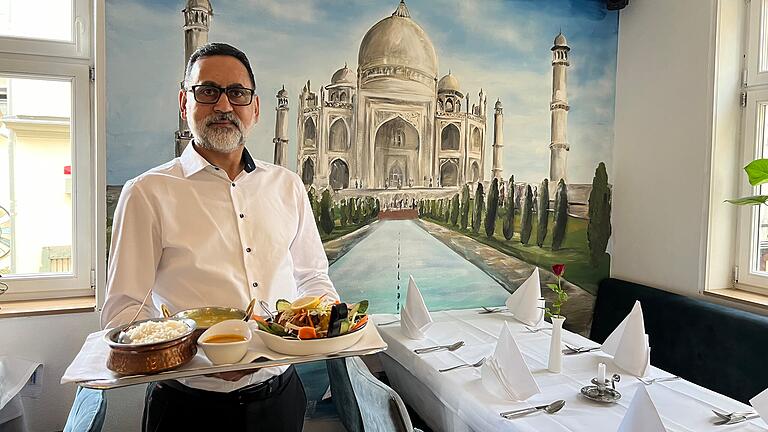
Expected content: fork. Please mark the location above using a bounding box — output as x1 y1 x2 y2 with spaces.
562 343 601 355
524 326 547 333
637 376 680 385
414 340 465 354
439 357 486 372
479 306 504 314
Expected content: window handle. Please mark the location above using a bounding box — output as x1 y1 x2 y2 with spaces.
74 16 85 55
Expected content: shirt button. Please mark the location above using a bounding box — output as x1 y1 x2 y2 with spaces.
252 282 259 288
246 247 252 253
231 182 236 187
239 214 245 218
213 167 220 171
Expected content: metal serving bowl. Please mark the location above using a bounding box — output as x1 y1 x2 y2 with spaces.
104 318 197 375
162 300 254 343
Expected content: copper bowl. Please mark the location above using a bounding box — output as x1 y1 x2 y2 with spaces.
162 301 254 343
104 318 197 375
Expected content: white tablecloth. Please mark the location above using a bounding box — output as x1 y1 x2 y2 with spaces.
374 309 768 432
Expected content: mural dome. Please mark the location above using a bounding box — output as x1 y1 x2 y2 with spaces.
185 0 211 10
357 1 438 79
438 72 460 92
553 32 568 47
331 64 355 86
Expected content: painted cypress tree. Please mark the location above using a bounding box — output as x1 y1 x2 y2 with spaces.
460 184 470 230
320 189 335 234
339 199 347 227
552 179 569 251
520 184 534 244
485 178 500 238
536 178 550 247
450 194 460 226
502 175 515 240
444 199 450 222
307 187 319 223
588 162 612 267
350 198 359 224
472 183 485 234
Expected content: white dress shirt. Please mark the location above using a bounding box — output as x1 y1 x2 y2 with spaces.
102 143 338 392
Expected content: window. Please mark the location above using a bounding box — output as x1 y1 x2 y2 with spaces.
0 0 93 302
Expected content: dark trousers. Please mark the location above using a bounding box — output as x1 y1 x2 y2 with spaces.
142 366 306 432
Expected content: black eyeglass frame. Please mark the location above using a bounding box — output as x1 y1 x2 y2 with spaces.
187 84 256 106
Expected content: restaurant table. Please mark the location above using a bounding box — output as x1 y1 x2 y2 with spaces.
373 309 768 432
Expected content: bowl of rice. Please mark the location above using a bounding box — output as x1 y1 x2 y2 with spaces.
104 318 197 375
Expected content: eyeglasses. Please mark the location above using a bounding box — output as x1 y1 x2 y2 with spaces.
188 84 255 106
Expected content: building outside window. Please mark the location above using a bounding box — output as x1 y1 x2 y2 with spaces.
0 0 93 302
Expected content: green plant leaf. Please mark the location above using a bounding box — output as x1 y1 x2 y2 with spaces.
546 283 559 291
745 159 768 186
725 195 768 205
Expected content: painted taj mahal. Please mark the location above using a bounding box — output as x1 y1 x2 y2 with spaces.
175 0 573 193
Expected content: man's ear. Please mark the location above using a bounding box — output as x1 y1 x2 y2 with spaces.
179 87 188 120
253 95 260 124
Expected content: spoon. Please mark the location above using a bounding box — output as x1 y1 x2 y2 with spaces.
500 400 566 419
117 285 154 344
244 299 256 321
414 340 465 354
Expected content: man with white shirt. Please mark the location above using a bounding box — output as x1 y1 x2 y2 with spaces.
102 42 338 431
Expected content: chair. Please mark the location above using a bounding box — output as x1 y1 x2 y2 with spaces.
327 356 422 432
62 387 106 432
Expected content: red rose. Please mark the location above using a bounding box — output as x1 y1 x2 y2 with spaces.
552 264 566 277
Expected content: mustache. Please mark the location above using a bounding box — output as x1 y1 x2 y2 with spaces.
205 113 242 130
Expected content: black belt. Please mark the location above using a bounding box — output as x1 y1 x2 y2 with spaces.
159 365 295 401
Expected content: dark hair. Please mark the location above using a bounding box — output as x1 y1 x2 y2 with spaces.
184 42 257 92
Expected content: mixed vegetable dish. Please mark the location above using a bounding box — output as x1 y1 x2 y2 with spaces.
255 295 368 340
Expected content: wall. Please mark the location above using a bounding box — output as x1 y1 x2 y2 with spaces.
612 0 718 294
0 312 144 431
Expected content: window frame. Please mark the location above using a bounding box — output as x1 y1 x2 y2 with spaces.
0 0 92 60
738 0 768 294
0 1 95 303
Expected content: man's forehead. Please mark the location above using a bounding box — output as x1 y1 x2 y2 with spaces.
189 55 251 85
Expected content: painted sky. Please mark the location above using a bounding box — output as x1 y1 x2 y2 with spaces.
106 0 618 185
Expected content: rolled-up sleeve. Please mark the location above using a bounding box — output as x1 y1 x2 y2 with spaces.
101 180 163 329
289 180 339 302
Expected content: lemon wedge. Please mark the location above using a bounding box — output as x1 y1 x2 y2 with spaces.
290 296 321 311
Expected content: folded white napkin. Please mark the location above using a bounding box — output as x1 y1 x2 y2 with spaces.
750 387 768 421
400 275 433 340
601 301 651 377
0 356 41 411
505 268 544 326
481 322 540 401
618 385 665 432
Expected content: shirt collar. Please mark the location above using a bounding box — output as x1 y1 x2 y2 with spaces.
180 142 259 178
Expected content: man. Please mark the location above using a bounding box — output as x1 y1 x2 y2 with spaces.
102 42 338 431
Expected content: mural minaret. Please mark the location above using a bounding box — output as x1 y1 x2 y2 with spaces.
175 0 213 156
492 98 504 180
549 32 570 184
273 86 289 167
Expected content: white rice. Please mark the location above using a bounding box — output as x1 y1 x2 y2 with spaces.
125 320 189 344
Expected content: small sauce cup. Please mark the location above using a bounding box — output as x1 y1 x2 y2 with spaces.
197 319 252 365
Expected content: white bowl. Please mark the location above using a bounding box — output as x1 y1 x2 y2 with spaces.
254 323 367 356
197 319 251 365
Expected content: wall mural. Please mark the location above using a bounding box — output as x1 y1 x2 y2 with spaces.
106 0 617 424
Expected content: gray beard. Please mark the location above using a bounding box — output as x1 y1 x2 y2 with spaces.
190 114 248 153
